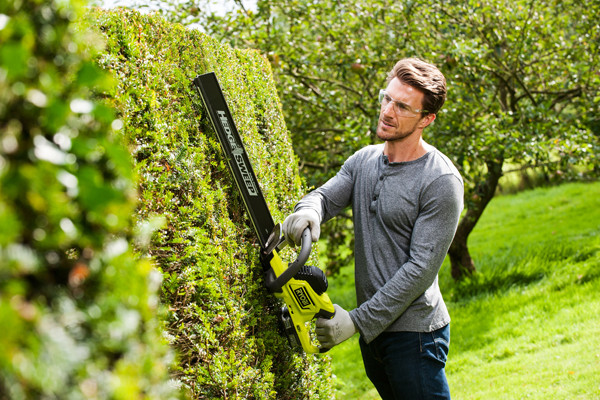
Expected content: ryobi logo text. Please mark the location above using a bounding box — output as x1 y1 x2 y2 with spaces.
292 286 313 309
217 110 258 197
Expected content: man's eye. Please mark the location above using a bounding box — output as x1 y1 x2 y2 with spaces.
395 102 412 112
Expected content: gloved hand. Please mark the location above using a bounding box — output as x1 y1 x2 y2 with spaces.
316 304 357 349
281 208 321 246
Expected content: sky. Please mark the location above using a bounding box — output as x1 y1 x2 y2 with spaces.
95 0 257 16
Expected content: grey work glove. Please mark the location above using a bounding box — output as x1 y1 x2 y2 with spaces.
316 304 357 349
281 208 321 246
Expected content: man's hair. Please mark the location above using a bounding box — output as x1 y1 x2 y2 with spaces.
387 58 447 115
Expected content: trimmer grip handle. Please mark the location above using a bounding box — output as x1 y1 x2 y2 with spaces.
317 307 336 353
265 227 312 292
289 227 312 271
315 310 335 354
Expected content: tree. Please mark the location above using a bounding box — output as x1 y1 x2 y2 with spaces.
140 0 600 280
424 0 600 278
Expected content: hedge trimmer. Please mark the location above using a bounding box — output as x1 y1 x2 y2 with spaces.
193 72 335 353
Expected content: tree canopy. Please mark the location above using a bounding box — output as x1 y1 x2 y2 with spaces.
135 0 600 279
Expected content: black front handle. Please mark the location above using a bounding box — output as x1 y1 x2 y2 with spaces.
264 227 312 292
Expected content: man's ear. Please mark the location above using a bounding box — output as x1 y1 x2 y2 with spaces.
419 113 436 129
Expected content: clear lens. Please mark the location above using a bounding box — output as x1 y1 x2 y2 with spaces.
378 89 426 117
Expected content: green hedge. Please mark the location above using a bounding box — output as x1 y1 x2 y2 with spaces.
0 0 177 398
92 8 334 400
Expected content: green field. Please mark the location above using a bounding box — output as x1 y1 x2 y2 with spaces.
324 181 600 399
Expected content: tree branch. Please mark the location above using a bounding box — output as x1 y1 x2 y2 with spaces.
286 69 364 97
301 127 347 134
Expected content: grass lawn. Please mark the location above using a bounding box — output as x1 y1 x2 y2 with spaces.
324 181 600 399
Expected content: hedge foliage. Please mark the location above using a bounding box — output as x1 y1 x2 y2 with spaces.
92 8 335 400
0 0 177 398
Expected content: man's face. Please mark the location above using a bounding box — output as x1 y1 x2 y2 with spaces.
376 77 432 142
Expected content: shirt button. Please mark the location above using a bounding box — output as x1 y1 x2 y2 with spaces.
379 176 384 181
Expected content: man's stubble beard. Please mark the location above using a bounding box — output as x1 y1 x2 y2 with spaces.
376 115 421 143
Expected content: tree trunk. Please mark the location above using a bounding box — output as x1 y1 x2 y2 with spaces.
449 158 504 280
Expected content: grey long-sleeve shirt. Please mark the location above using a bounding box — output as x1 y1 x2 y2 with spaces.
296 144 463 344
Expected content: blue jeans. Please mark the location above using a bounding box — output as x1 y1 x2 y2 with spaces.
359 324 451 400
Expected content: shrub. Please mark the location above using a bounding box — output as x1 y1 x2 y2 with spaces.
92 8 334 399
0 0 177 398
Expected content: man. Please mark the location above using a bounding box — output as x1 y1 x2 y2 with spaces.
282 58 463 399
